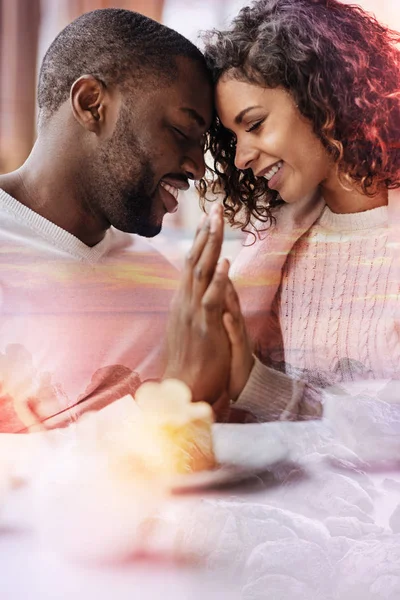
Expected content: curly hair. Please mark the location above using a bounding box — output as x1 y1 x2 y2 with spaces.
197 0 400 231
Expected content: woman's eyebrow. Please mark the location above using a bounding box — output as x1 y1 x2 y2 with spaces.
234 105 263 124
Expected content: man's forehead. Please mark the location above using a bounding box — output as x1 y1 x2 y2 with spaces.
130 82 212 129
173 81 213 129
128 59 213 128
172 58 213 122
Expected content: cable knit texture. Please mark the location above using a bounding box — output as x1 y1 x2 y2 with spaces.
233 193 400 422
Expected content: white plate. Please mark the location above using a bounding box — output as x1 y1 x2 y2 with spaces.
171 423 288 491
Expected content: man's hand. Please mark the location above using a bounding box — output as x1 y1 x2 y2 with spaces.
164 204 231 405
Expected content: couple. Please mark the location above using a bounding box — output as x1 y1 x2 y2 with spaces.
0 0 399 432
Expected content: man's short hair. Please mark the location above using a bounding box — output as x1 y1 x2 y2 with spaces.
38 8 207 122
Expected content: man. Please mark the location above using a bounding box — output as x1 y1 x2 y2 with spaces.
0 8 230 432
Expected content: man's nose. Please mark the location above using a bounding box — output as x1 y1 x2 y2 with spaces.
182 146 206 181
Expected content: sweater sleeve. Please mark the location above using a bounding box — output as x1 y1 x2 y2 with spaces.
233 356 323 422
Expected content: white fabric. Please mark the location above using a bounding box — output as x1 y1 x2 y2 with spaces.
280 205 398 383
233 196 400 421
2 418 400 600
0 189 178 432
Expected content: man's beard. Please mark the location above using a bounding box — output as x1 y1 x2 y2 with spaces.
88 108 162 237
109 161 161 237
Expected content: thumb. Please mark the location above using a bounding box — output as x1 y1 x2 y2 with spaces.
223 310 242 347
223 278 245 347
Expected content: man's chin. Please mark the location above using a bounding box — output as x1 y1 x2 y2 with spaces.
111 212 163 237
137 226 162 238
131 221 162 238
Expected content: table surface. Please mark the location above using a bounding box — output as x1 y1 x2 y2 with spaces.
1 415 400 600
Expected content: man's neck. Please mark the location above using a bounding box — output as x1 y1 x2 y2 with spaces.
0 147 108 247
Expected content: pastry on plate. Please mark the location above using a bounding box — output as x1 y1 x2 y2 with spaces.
132 379 216 475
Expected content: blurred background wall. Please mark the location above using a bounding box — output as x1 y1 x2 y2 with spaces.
0 0 398 262
0 0 164 174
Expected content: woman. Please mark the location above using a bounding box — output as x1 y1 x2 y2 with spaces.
198 0 400 421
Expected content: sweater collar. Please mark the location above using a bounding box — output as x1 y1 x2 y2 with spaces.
318 204 388 231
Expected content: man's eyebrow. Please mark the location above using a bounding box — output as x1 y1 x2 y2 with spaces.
180 107 206 128
234 106 263 124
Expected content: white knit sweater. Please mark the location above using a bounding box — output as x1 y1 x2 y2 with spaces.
233 202 400 421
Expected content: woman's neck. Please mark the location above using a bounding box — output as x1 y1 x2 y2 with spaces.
321 171 388 214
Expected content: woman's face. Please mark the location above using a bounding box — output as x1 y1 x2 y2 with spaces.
215 76 333 203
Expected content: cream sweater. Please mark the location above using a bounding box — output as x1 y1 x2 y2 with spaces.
0 189 178 432
233 197 400 421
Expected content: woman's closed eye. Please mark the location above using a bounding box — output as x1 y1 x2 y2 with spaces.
245 119 265 133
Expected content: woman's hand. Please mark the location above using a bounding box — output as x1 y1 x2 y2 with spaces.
164 204 231 406
223 279 255 401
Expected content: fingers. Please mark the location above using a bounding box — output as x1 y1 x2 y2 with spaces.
181 204 222 295
192 204 224 302
201 258 230 321
188 206 219 266
195 212 207 236
223 308 254 401
223 311 242 347
224 278 242 319
190 213 208 258
181 215 211 292
223 279 246 347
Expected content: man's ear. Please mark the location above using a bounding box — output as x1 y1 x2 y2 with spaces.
70 75 110 134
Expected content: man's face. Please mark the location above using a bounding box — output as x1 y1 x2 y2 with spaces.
89 59 213 237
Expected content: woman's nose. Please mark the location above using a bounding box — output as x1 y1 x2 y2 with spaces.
234 140 259 171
